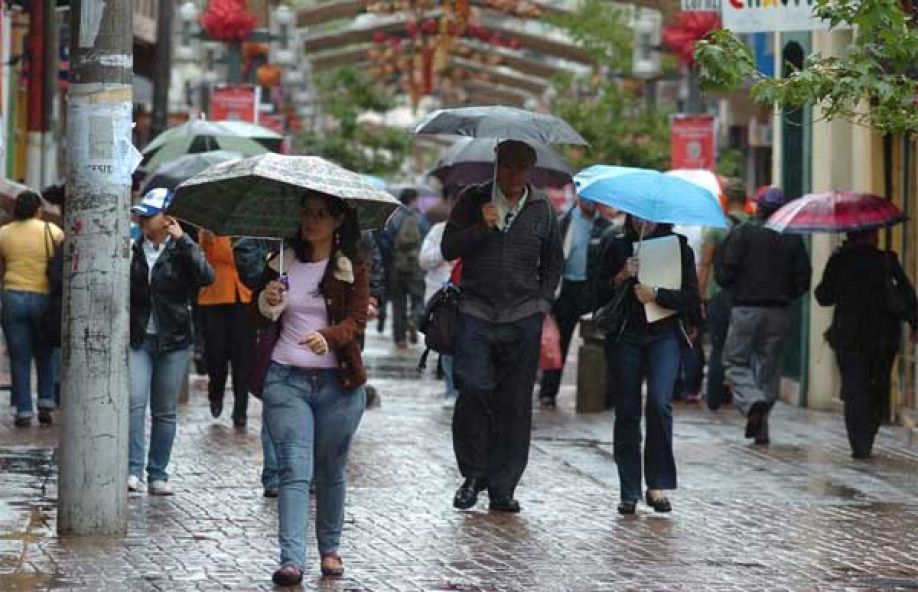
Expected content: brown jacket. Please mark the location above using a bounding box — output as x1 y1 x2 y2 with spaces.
254 248 369 390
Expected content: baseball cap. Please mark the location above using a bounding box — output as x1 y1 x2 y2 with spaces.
131 187 173 217
755 186 786 208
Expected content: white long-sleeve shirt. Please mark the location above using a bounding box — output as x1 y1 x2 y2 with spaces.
418 222 454 303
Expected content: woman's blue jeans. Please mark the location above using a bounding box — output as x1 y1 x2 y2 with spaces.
609 331 681 502
1 290 55 419
262 363 365 570
441 354 458 400
128 335 191 482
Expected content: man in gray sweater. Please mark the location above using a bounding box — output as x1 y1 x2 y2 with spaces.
442 140 563 513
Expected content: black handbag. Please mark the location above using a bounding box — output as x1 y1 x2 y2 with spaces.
42 223 64 348
593 279 632 340
417 282 461 371
884 253 914 321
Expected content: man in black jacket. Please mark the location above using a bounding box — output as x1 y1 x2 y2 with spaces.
442 140 563 513
715 187 811 445
538 195 609 408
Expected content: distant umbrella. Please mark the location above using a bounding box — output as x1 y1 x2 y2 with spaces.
766 191 906 234
141 119 271 171
141 150 242 192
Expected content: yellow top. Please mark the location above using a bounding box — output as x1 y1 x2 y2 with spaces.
0 218 64 293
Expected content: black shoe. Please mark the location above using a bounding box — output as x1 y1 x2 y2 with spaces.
753 436 770 446
452 478 486 510
209 397 223 419
38 409 52 425
745 401 768 439
13 416 31 428
851 450 872 460
489 496 521 513
645 490 672 513
232 416 246 428
263 486 279 498
618 500 637 514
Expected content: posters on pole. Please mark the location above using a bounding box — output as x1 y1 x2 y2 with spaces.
721 0 830 33
681 0 720 11
209 85 258 122
670 114 716 171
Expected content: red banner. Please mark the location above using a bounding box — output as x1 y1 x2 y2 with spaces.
209 84 258 122
670 114 716 171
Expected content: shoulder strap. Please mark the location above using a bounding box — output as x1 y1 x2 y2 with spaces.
43 222 52 262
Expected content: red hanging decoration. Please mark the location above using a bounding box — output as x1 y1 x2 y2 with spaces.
200 0 258 42
661 11 721 67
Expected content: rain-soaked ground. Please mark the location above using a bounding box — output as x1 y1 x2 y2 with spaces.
1 331 918 591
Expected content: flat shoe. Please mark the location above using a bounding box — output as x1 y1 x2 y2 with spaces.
488 497 521 513
645 490 672 513
618 500 637 514
320 553 344 577
272 564 303 586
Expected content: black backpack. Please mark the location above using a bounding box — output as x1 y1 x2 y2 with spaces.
416 282 461 372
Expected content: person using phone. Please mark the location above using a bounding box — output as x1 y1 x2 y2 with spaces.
128 188 214 495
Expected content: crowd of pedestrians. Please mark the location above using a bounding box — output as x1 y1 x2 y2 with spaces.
2 136 916 585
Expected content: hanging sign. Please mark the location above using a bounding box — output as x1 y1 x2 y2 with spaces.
209 84 258 122
671 114 716 171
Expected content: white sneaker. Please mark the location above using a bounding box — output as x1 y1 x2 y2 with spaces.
127 475 144 492
148 480 174 496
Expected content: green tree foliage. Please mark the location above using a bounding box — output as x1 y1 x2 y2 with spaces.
695 0 918 135
548 2 671 170
553 74 671 170
293 67 412 176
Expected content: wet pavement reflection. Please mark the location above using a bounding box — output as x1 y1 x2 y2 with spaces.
0 332 917 590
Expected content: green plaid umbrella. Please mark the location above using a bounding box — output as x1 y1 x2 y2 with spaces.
171 153 401 237
141 120 271 171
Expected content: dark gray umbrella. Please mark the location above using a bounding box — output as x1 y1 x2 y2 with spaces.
412 105 588 145
141 150 242 193
430 137 573 188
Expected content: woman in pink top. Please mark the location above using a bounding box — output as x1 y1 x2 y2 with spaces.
255 192 369 586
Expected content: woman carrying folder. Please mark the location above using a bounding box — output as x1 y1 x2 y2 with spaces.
596 214 701 514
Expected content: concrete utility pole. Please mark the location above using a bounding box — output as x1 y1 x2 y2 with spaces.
58 0 135 535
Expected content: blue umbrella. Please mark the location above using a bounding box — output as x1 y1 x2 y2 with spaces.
574 165 728 228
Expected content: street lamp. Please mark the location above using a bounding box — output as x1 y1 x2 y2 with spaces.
270 5 297 66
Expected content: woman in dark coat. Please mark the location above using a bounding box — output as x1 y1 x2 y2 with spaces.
596 214 701 514
815 229 917 459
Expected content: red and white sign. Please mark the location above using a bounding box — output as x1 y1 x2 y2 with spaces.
721 0 830 33
671 114 716 171
259 113 286 135
210 85 258 122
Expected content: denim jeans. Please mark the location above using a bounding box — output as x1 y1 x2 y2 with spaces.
261 420 279 489
128 335 191 482
609 331 681 502
1 290 55 419
262 363 365 569
441 354 458 400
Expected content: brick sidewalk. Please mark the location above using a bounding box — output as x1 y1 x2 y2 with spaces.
1 332 918 590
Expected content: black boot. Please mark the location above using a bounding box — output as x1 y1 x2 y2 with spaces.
452 478 486 510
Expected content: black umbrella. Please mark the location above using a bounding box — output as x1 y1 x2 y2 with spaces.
430 137 573 188
412 105 588 145
141 150 242 193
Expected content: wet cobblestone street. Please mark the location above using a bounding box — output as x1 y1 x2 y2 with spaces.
1 332 918 591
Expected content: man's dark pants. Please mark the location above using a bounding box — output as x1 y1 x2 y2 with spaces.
201 302 255 422
390 270 424 344
836 347 896 457
539 280 591 403
705 289 733 410
452 312 542 497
